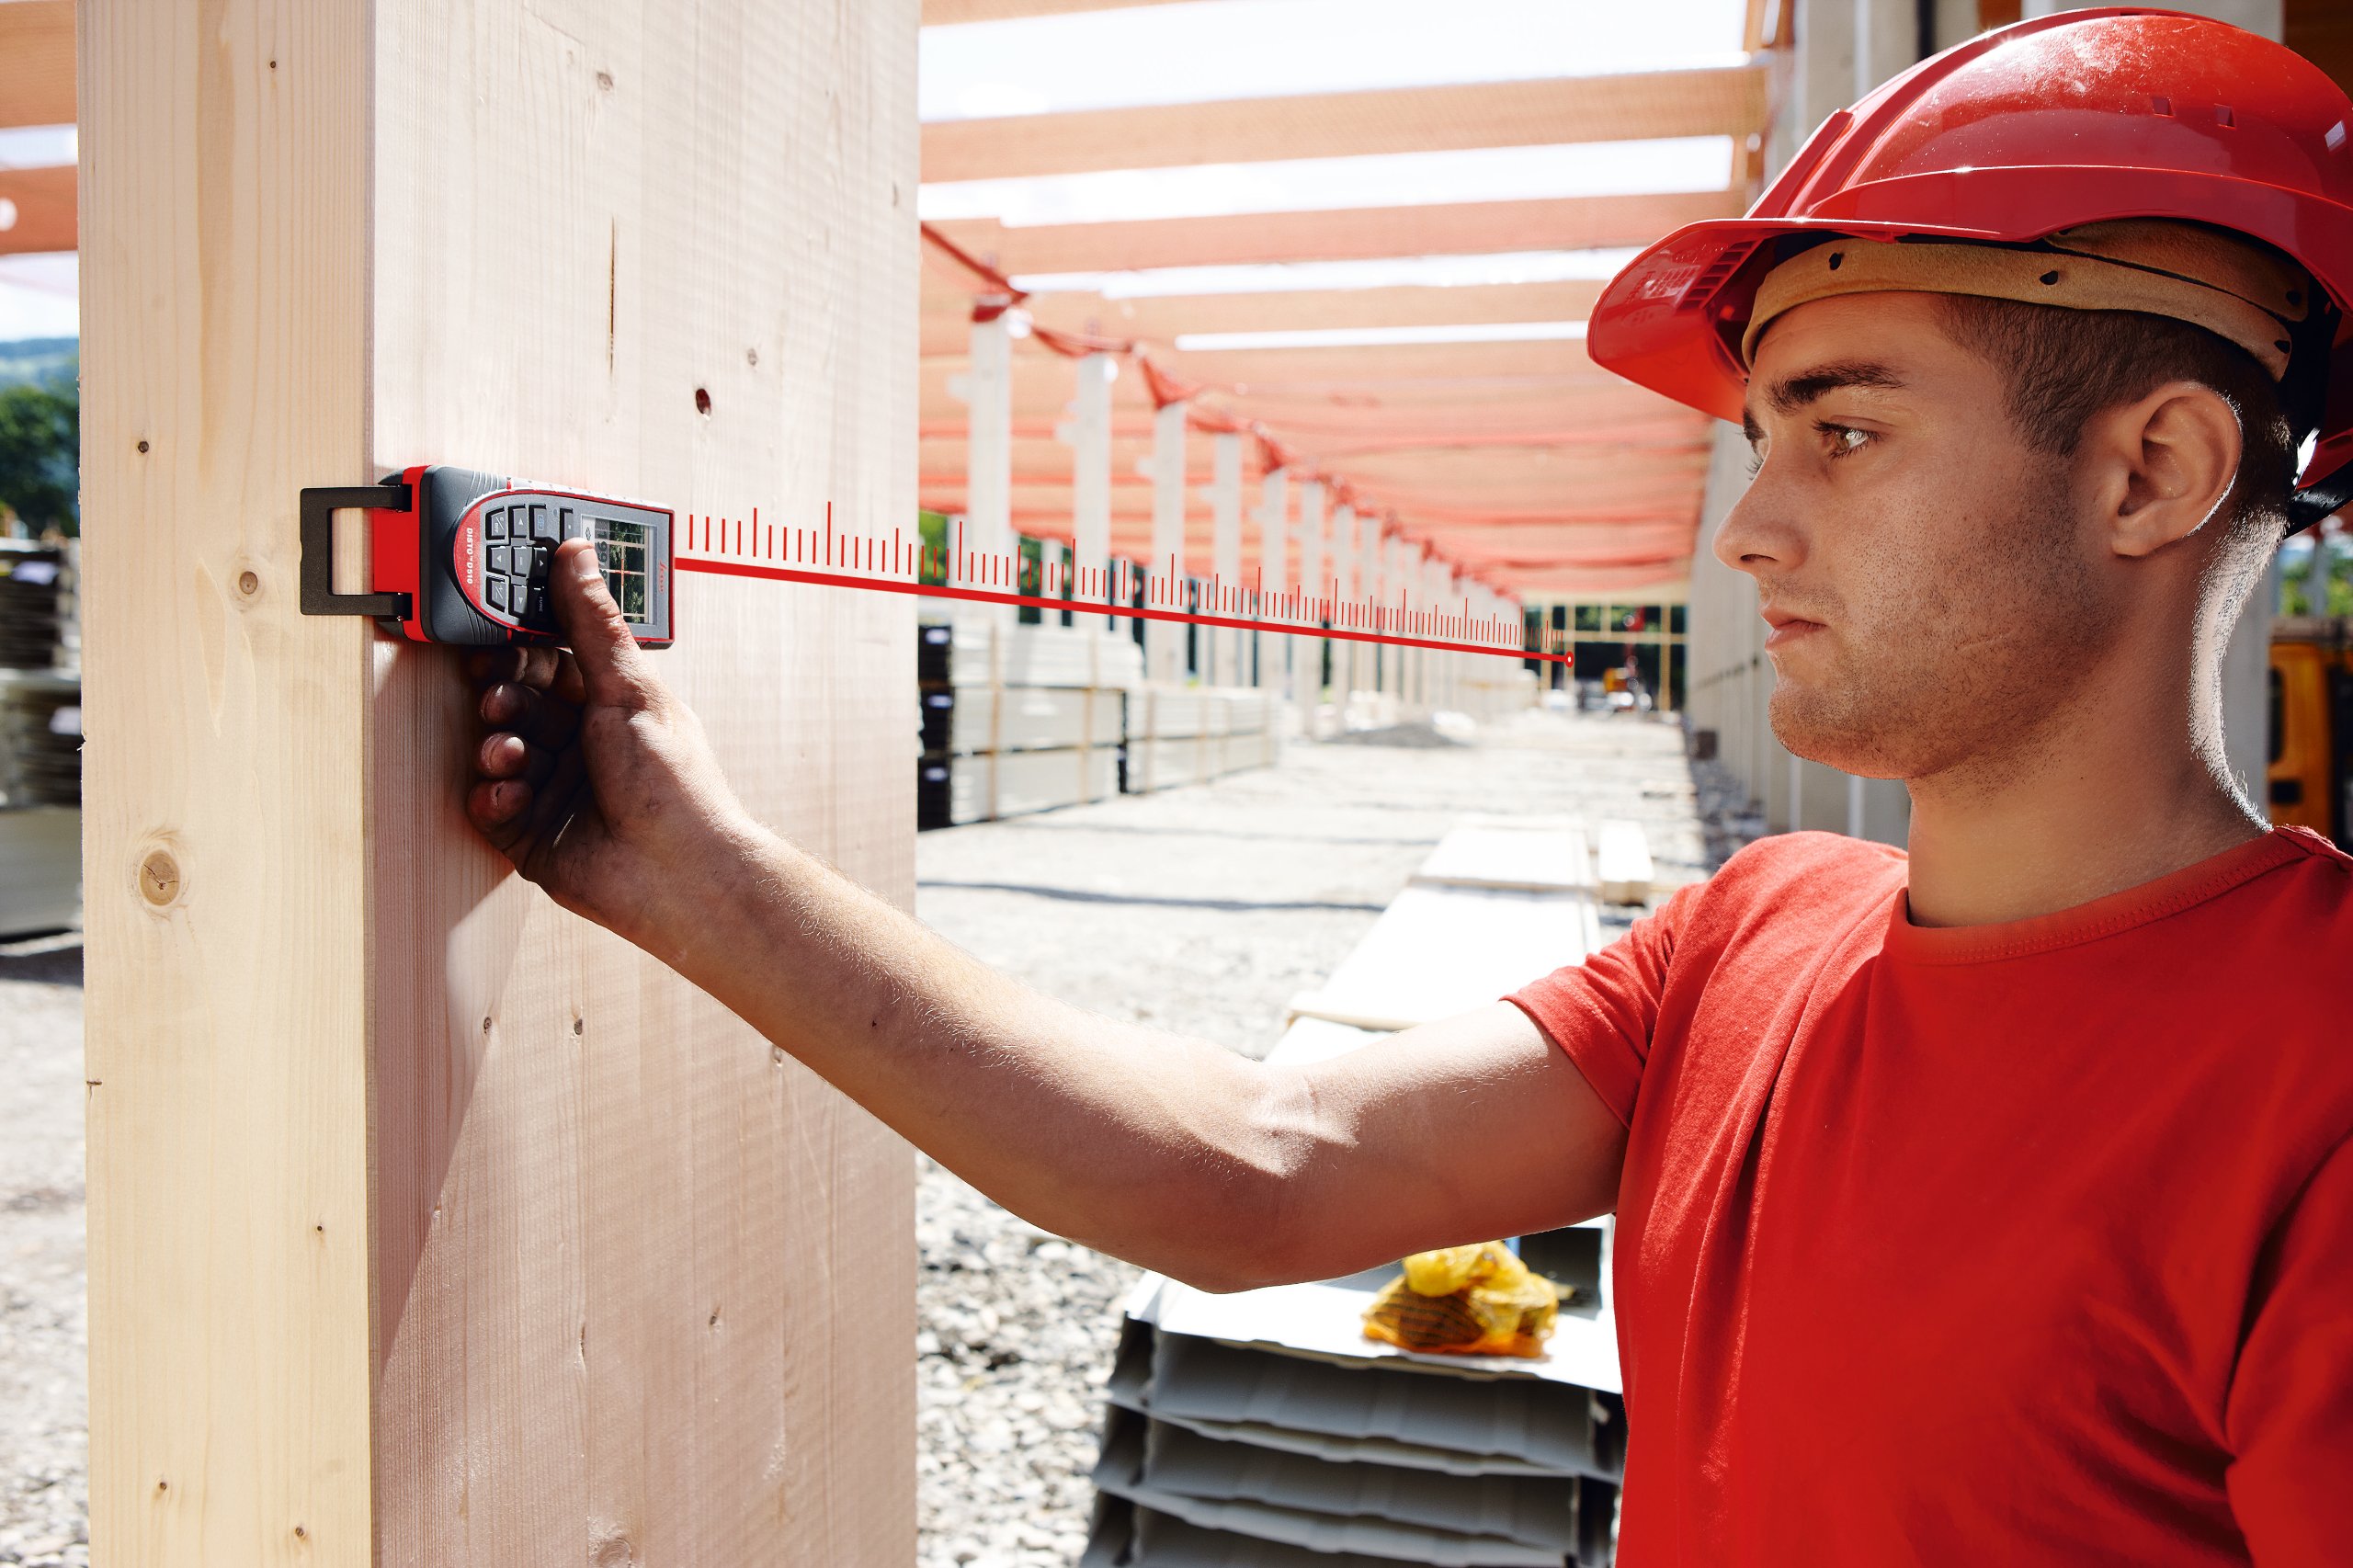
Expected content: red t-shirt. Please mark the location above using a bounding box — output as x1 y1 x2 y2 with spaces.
1509 827 2353 1565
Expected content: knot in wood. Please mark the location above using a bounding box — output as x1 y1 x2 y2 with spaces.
139 849 181 907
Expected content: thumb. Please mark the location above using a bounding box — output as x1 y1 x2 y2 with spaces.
550 539 660 710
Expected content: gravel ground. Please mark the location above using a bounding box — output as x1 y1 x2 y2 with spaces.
0 937 90 1568
0 705 1739 1568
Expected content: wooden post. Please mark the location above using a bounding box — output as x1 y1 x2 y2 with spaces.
79 4 917 1564
1210 432 1243 687
1071 352 1116 632
1148 399 1188 684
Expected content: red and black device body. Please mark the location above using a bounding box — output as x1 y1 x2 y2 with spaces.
301 465 674 648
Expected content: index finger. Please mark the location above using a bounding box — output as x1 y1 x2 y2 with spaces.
463 644 568 695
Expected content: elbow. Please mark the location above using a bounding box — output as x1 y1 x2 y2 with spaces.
1158 1068 1326 1295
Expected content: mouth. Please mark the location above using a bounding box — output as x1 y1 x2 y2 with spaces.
1761 608 1825 650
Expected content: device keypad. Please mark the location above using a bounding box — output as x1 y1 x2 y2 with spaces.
471 495 648 638
473 504 554 631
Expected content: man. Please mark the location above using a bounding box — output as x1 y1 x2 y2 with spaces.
461 12 2352 1563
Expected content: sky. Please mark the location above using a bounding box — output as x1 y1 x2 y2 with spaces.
0 0 1751 345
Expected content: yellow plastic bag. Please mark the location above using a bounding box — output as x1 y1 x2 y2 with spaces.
1362 1241 1558 1359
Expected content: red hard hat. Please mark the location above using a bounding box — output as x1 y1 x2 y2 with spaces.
1588 7 2353 530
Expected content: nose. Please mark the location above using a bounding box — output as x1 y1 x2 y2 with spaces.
1712 465 1804 581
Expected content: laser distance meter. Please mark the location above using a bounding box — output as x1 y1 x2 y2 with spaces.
301 464 674 647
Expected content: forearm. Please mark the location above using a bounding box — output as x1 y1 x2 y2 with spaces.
648 820 1305 1288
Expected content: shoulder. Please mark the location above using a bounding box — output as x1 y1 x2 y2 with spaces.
2234 825 2353 960
2270 824 2353 882
1639 831 1904 974
1694 830 1907 918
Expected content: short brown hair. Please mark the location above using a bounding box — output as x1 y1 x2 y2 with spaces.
1935 297 2297 565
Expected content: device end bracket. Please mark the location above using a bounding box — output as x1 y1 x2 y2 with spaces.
300 482 414 619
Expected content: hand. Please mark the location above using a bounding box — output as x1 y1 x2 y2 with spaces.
464 539 756 946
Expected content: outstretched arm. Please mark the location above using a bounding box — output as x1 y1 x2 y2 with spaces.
466 540 1625 1290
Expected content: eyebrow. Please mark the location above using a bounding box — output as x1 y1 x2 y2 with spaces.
1742 359 1908 445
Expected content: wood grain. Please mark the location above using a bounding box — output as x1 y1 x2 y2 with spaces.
367 1 918 1563
78 2 379 1563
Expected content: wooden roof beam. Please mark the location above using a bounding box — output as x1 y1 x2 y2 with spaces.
918 279 1608 358
921 63 1768 179
923 0 1204 23
0 1 73 130
926 187 1742 275
0 165 74 255
1025 279 1607 342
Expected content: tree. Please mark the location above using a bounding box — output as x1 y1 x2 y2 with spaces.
0 370 78 536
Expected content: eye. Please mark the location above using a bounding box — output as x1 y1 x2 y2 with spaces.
1819 422 1873 460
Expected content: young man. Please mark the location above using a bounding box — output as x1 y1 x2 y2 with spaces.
461 13 2352 1564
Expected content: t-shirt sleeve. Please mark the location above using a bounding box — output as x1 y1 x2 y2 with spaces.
1504 878 1698 1128
2223 1133 2353 1564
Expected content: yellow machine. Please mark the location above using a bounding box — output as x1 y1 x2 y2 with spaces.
2268 617 2353 849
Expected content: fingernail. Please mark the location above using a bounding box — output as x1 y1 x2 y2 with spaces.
572 549 602 585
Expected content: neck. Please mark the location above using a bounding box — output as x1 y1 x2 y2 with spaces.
1900 656 2265 928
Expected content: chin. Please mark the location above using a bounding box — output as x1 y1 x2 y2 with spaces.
1768 683 1916 780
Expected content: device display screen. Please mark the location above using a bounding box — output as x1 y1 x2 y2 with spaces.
589 517 652 623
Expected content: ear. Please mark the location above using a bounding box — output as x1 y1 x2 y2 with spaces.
2082 381 2241 560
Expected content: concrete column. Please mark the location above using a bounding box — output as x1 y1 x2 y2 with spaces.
1402 543 1421 701
1256 465 1290 692
1331 504 1359 710
1211 432 1244 688
1148 399 1188 684
1399 550 1420 708
1383 535 1408 702
1295 480 1327 730
1068 352 1116 633
963 308 1014 615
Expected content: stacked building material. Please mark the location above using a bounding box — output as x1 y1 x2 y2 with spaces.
0 670 80 807
1086 823 1623 1566
1123 686 1279 794
0 540 80 936
919 612 1141 828
1455 664 1541 723
0 541 68 669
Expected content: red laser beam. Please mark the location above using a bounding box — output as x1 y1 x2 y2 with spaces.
672 511 1569 666
677 556 1571 665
